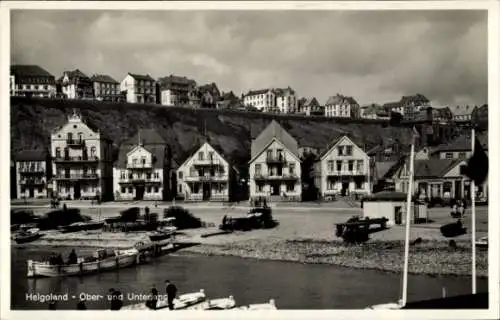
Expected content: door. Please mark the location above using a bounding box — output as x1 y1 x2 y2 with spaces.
454 180 461 199
64 148 69 159
271 183 280 196
29 188 35 198
341 182 349 196
135 185 145 200
394 206 402 225
74 182 81 200
203 183 211 200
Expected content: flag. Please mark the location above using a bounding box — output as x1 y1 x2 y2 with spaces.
463 137 489 185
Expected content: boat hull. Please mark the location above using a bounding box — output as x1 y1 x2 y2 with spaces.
14 233 42 244
27 253 139 278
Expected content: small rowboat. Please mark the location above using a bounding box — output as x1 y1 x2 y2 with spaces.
13 228 42 244
365 302 402 310
122 289 207 310
27 248 140 278
235 299 277 310
476 236 488 248
186 296 236 310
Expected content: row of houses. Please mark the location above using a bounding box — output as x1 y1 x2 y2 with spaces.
12 112 488 203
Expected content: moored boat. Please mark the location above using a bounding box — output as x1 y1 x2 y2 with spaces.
186 296 236 310
27 248 140 278
13 227 42 244
235 299 277 310
121 289 207 310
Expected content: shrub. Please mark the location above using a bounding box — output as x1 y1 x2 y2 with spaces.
11 209 39 225
37 207 87 230
163 206 202 230
120 207 140 222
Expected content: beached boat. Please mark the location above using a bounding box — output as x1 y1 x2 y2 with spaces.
26 248 140 278
235 299 277 310
13 227 42 244
59 221 105 233
186 296 236 310
149 227 177 242
121 289 207 310
476 236 488 248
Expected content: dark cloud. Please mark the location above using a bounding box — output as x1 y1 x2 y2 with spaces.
11 9 487 106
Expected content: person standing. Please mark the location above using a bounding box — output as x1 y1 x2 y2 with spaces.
109 288 123 310
148 285 158 310
458 200 465 218
165 280 177 310
76 297 87 310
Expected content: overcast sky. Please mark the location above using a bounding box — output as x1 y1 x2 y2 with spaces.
11 10 487 106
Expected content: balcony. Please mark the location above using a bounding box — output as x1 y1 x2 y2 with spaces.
118 177 161 185
192 158 222 167
19 169 45 175
184 175 228 182
19 179 45 186
326 170 365 177
266 154 286 164
55 173 99 180
253 173 299 181
54 156 99 163
127 162 153 169
66 139 85 148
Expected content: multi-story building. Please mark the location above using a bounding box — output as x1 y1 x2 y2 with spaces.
313 136 371 199
59 69 94 100
14 149 52 199
91 74 123 102
401 94 430 121
243 89 277 113
120 73 156 104
176 141 237 201
275 87 297 114
10 65 56 98
157 75 197 107
431 133 488 160
300 97 323 116
324 94 360 118
450 105 477 124
51 111 113 200
383 101 404 116
249 120 302 202
216 91 241 110
198 83 221 109
113 129 174 201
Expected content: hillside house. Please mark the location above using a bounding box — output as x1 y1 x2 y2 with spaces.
249 120 302 202
324 94 360 118
450 105 477 123
275 87 298 114
10 65 56 98
401 94 430 121
157 75 197 107
243 89 277 113
120 73 156 104
91 74 123 102
14 149 52 199
59 69 94 100
300 97 323 116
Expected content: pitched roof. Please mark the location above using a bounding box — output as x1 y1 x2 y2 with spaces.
115 144 166 169
198 83 220 95
14 149 49 161
122 129 167 146
318 135 366 159
433 133 488 152
11 65 54 78
374 161 397 180
413 159 463 179
62 69 90 81
303 97 320 107
325 94 358 106
178 141 232 168
274 87 295 96
382 101 402 111
157 75 196 88
91 74 119 83
128 73 155 82
221 91 237 101
245 88 271 96
250 120 299 160
400 94 429 106
449 105 476 117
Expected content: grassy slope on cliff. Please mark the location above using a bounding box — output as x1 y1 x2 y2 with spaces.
11 97 415 166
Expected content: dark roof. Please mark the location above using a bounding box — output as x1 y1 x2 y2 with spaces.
178 140 233 168
122 129 166 146
382 101 402 111
274 87 295 96
433 133 488 152
198 83 220 95
246 89 271 96
400 94 429 106
128 73 155 82
115 144 166 169
374 161 397 180
91 74 119 84
221 91 237 101
11 65 54 78
14 149 49 161
325 94 358 106
413 159 463 179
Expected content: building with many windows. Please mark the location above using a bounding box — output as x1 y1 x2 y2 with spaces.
113 129 175 201
401 94 430 121
243 89 277 113
431 133 488 160
157 75 197 106
249 120 302 202
91 74 123 102
51 111 113 200
120 73 156 104
324 94 360 118
275 87 297 114
14 149 52 199
176 141 237 201
300 97 323 116
313 136 371 199
10 65 56 98
59 69 94 100
450 105 477 124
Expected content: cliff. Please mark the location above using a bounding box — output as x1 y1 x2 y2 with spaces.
10 97 416 168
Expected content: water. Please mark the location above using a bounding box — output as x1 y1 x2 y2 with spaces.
11 246 488 310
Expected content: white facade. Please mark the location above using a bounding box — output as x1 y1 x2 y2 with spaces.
243 90 276 112
177 142 232 201
324 103 360 118
13 81 56 98
120 74 156 104
315 136 371 199
249 139 302 201
51 113 111 200
276 92 297 114
113 146 164 201
16 160 49 199
160 90 177 106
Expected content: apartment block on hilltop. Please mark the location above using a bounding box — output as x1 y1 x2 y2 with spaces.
157 75 196 106
10 65 56 98
14 149 52 199
383 101 404 116
299 97 323 116
324 94 360 118
51 111 113 200
177 141 237 201
216 91 241 110
249 120 302 202
401 94 430 121
121 73 156 104
113 129 174 201
275 87 298 114
313 136 371 199
59 69 94 100
91 74 123 102
243 89 277 113
450 105 477 123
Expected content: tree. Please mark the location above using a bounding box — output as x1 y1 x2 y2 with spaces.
301 152 319 201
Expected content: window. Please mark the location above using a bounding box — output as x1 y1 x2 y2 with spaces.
337 146 344 156
255 164 262 175
357 160 364 173
208 151 214 160
178 172 183 179
146 173 151 180
327 160 334 172
458 152 467 159
147 187 152 193
82 185 88 193
154 172 159 179
55 147 61 158
198 152 204 160
178 184 182 193
257 183 265 192
141 157 146 165
346 146 353 156
286 182 295 192
132 158 137 165
348 160 354 172
154 187 159 193
354 177 363 189
327 179 335 190
67 132 73 141
91 146 97 157
38 187 43 193
121 187 126 193
128 187 133 193
445 152 453 159
120 171 126 179
289 163 295 175
336 160 342 172
78 132 83 141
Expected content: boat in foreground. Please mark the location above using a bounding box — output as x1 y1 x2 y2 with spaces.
13 227 42 244
235 299 277 310
27 248 140 278
122 289 207 310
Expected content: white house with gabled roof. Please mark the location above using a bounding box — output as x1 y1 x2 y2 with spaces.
249 120 302 202
313 135 371 200
176 141 236 201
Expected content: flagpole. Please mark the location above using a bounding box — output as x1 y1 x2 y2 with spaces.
471 127 476 294
401 130 416 307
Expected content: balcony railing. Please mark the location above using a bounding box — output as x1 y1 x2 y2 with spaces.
118 177 161 184
19 179 45 186
19 169 45 174
266 154 286 164
192 158 221 167
55 173 99 180
254 173 298 181
66 139 85 147
326 170 365 176
184 175 228 182
126 162 153 169
54 156 99 163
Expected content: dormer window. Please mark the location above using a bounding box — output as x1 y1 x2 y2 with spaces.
132 158 137 165
198 152 204 160
337 146 344 156
141 157 146 165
